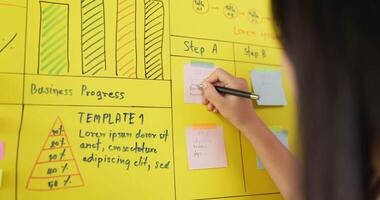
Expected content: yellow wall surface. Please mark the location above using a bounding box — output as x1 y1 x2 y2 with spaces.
0 0 297 199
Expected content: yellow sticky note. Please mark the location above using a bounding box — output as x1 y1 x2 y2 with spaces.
0 168 3 188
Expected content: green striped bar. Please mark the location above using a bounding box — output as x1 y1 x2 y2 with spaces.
39 2 69 75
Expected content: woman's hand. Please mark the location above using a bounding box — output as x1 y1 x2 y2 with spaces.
201 68 259 131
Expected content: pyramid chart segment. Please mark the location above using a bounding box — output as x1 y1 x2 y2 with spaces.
26 117 84 191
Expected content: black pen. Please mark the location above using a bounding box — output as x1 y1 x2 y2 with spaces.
198 84 260 100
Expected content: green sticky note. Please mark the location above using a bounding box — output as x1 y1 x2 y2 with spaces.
270 126 284 133
191 60 214 68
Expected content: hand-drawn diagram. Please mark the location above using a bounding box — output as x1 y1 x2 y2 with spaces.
34 0 168 79
26 117 84 191
38 2 69 75
81 0 106 76
192 0 266 24
116 0 137 78
189 81 202 96
144 0 164 80
0 33 17 54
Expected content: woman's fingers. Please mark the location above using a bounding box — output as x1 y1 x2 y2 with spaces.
207 102 214 111
213 81 225 87
201 82 224 108
204 68 234 85
202 96 209 105
207 103 219 113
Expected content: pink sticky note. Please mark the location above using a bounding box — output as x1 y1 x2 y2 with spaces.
184 64 215 104
0 141 4 160
186 125 227 170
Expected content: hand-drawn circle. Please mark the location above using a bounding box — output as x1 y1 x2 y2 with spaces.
192 0 209 14
247 9 263 24
223 3 238 19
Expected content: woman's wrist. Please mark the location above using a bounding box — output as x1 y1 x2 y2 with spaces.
236 112 261 137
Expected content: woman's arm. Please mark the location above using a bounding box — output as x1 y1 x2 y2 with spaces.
201 68 302 200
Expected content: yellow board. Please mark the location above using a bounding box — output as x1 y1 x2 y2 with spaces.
0 0 297 199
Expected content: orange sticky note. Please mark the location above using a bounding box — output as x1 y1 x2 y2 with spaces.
186 125 227 170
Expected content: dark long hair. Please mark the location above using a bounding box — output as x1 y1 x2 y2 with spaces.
271 0 380 199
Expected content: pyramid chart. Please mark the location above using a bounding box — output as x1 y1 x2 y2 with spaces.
26 117 84 191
